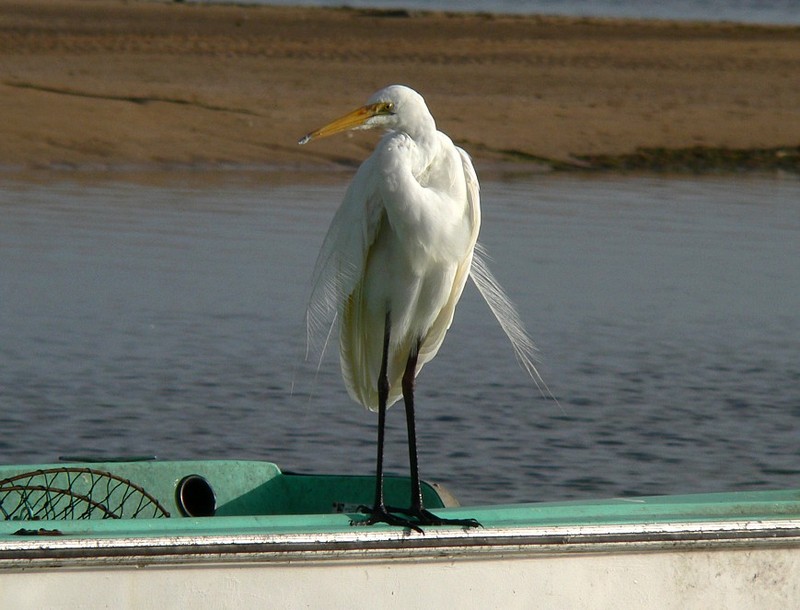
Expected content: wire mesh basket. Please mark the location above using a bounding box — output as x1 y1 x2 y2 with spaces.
0 468 171 520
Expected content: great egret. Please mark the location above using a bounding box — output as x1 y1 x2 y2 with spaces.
299 85 545 531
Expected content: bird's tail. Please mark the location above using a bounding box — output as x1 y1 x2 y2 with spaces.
470 243 558 405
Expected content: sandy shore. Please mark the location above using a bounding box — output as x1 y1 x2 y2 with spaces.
1 0 799 174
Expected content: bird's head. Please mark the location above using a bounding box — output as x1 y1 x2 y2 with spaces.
298 85 434 145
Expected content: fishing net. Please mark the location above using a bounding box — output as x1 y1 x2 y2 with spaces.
0 467 171 520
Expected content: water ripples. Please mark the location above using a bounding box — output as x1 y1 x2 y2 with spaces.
1 175 798 505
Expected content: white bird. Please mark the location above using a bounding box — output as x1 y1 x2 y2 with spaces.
299 85 545 531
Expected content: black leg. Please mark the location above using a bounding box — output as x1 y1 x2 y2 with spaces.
351 318 479 532
351 312 423 533
372 312 391 512
396 340 481 530
402 341 424 512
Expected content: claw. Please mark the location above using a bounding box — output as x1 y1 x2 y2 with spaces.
351 505 481 533
394 506 482 529
351 505 424 533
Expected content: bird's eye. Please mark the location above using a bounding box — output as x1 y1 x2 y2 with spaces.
384 102 395 114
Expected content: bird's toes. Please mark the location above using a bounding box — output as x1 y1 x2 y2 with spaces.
407 507 482 529
350 505 425 533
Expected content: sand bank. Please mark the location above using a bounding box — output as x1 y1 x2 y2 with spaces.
1 0 799 174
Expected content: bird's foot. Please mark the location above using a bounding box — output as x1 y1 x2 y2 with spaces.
391 506 482 529
351 505 425 534
351 504 481 533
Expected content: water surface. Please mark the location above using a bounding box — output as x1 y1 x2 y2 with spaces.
1 174 798 505
211 0 800 25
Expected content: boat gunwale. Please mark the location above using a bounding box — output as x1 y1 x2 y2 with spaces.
2 518 800 569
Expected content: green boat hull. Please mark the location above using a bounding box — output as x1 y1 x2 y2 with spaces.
1 460 799 608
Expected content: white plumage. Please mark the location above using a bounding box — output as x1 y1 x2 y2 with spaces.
300 85 545 529
304 85 543 410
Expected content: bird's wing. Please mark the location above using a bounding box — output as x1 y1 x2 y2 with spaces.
416 147 482 369
305 157 383 368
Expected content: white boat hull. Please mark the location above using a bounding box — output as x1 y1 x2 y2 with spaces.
3 519 799 608
2 461 798 608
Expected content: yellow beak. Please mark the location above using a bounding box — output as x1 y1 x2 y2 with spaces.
298 102 393 145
